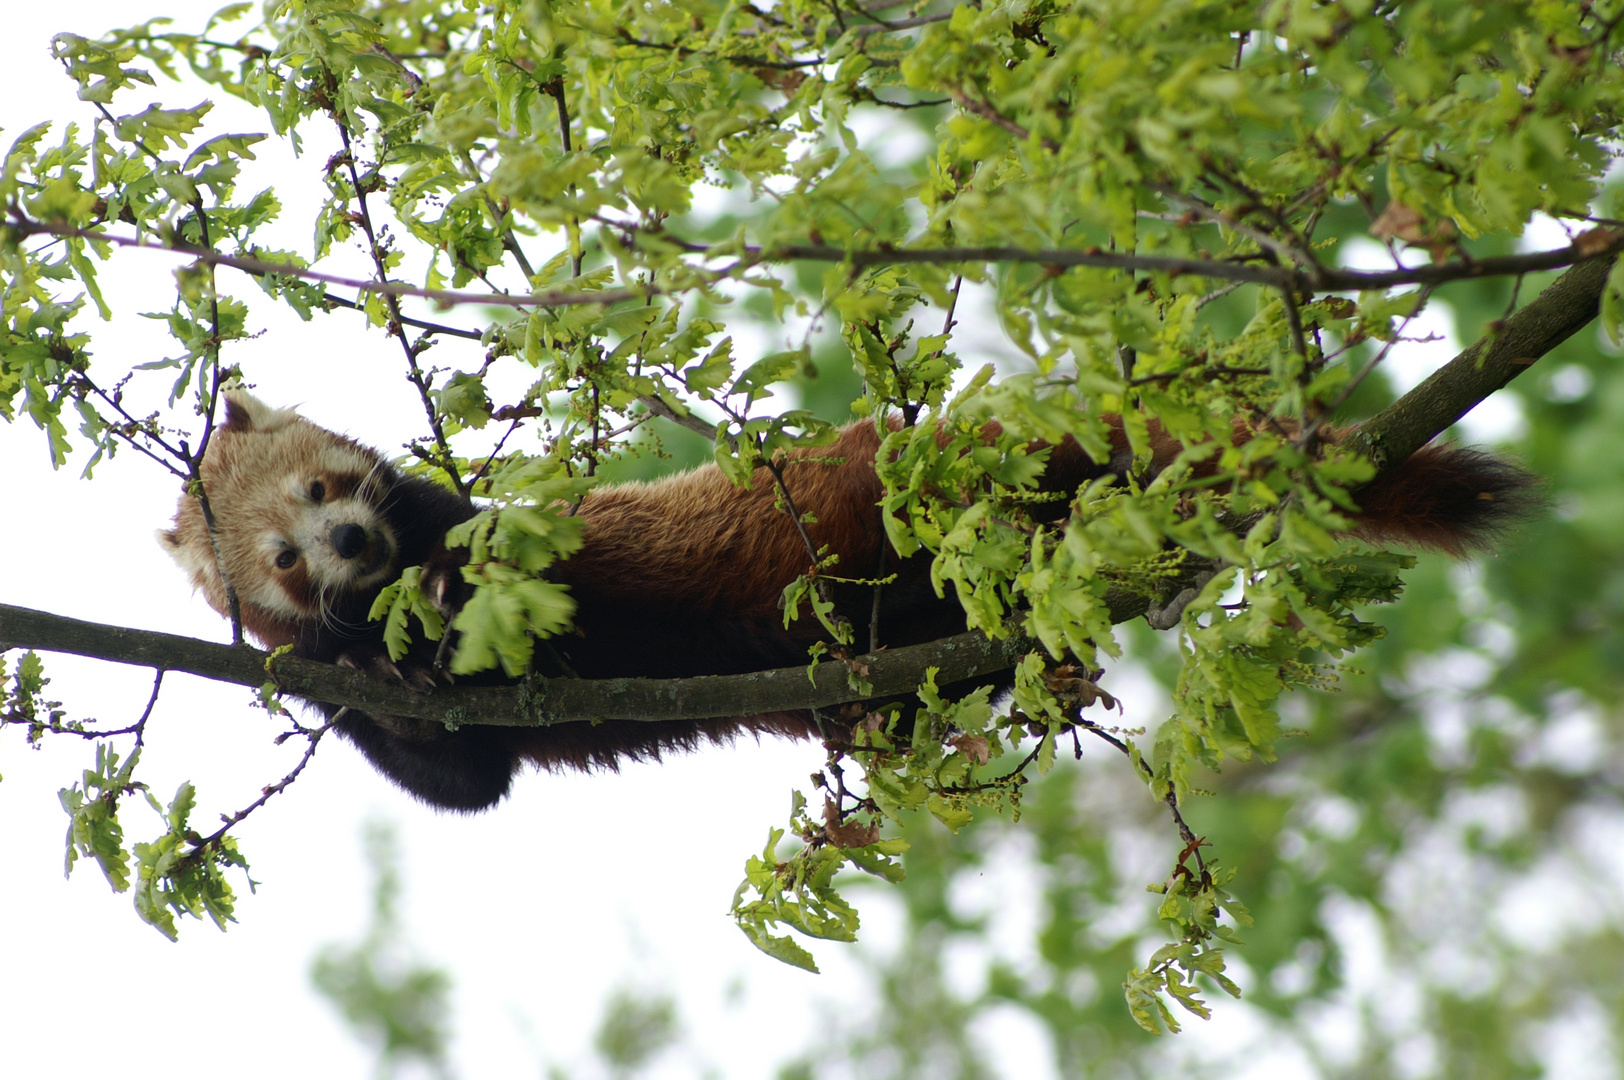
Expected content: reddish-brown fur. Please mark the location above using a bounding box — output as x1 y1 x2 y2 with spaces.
163 395 1536 810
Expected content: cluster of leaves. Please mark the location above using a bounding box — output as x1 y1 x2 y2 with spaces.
4 653 256 938
4 0 1624 1034
60 745 251 940
1 650 65 750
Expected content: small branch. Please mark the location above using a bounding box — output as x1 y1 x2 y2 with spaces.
1126 364 1271 387
1196 281 1245 309
335 122 467 495
1077 717 1207 875
1300 286 1433 447
70 375 191 479
759 238 1624 291
542 75 584 278
80 84 247 646
191 721 329 854
949 92 1060 152
317 292 485 340
10 668 166 743
4 218 659 310
468 418 524 491
865 94 952 109
1280 281 1309 360
615 28 826 70
1143 570 1217 631
869 510 887 652
131 669 164 751
850 10 957 34
637 394 726 445
765 457 827 580
1153 185 1314 269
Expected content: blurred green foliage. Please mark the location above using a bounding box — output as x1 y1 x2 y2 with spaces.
312 821 456 1080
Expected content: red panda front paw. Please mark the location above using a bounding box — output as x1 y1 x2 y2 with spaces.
419 550 470 620
336 642 439 693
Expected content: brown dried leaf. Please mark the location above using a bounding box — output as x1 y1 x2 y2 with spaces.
757 68 805 94
1370 201 1425 243
950 734 991 766
1045 665 1119 711
1573 226 1621 258
824 800 881 849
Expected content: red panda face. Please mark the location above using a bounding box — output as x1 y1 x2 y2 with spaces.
159 392 403 647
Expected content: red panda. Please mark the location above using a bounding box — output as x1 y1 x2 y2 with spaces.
160 391 1536 811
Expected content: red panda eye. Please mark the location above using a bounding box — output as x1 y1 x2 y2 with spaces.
309 480 326 502
275 550 298 570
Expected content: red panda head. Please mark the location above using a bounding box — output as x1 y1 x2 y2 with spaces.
159 392 401 647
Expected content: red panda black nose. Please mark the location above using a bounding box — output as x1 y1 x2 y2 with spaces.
331 523 368 560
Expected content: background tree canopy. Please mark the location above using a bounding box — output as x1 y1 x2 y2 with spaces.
4 0 1624 1074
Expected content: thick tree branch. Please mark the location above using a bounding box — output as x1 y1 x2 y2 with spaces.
1 602 1083 725
1346 253 1617 465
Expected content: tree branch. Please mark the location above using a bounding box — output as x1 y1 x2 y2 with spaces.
2 219 659 310
762 235 1624 292
16 215 1620 313
1346 253 1617 465
1 602 1078 726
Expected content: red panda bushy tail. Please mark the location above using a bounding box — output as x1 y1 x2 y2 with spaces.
1345 443 1543 555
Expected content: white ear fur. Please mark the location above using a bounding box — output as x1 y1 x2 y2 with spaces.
153 529 212 591
223 390 301 433
155 527 208 580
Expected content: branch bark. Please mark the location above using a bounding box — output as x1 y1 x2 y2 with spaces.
1346 253 1617 465
0 601 1068 725
11 215 1620 311
764 236 1624 291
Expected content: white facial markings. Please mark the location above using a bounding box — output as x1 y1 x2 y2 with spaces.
282 485 399 593
249 534 307 619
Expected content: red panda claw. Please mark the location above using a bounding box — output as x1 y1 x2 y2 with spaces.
336 643 437 694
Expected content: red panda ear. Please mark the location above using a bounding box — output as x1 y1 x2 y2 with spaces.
221 391 299 434
222 393 259 432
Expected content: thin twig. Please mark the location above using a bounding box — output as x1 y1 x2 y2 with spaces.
637 394 726 444
130 669 163 751
190 722 330 854
1077 717 1207 876
616 29 826 69
71 376 191 479
5 218 660 310
335 121 468 495
543 74 585 278
318 292 485 339
77 89 245 643
1298 285 1433 447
